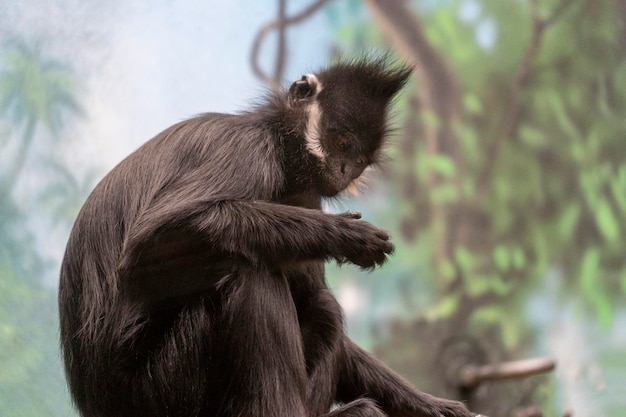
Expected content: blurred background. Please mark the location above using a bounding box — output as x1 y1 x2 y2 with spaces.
1 0 625 416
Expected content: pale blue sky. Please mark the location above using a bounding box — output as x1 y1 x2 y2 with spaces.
1 0 334 284
2 0 333 168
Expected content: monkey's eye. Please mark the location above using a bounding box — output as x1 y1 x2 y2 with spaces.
335 137 352 151
355 156 367 167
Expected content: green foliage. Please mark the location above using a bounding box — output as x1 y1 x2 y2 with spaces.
0 39 81 134
37 160 97 229
426 292 459 320
0 268 76 417
579 248 613 328
0 190 45 283
0 37 83 417
329 3 625 413
416 0 626 326
462 93 483 114
0 39 82 200
325 0 381 52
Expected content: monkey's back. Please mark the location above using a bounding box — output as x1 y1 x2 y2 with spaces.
59 111 285 416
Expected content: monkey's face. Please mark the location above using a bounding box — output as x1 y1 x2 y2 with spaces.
313 95 387 196
288 60 411 197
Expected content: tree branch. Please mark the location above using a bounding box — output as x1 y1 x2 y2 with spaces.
459 357 556 389
365 0 463 265
364 0 462 133
478 0 575 198
274 0 287 84
250 0 332 89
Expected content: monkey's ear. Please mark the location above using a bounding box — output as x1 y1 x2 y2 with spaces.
289 74 318 102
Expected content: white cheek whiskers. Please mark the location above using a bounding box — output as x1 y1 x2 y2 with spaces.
343 165 377 197
305 101 325 161
303 74 325 162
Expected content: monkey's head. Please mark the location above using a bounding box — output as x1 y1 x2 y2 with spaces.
288 59 412 197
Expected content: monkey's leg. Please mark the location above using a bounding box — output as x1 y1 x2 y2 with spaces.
212 265 309 417
337 338 474 417
295 275 345 416
287 266 391 417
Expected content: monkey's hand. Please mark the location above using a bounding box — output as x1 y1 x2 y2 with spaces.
335 212 394 269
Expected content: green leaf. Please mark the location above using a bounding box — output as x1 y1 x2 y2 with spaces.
587 284 613 328
579 248 613 327
454 246 474 273
558 205 581 241
571 143 586 163
472 305 502 325
463 93 483 114
490 274 512 296
430 183 459 204
466 275 489 297
512 247 526 269
580 248 600 292
519 125 546 148
501 315 521 348
467 274 511 297
428 294 459 320
493 245 510 270
429 155 457 178
415 154 457 189
546 90 579 139
439 260 457 282
594 200 620 244
579 170 602 209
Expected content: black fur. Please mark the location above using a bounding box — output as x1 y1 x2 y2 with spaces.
59 59 473 417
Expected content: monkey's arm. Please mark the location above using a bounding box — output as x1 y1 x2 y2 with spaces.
337 338 473 417
208 201 394 268
119 199 391 301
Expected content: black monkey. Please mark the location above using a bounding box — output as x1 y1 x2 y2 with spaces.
59 58 474 417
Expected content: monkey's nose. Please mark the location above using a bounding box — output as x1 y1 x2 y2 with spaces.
340 163 346 174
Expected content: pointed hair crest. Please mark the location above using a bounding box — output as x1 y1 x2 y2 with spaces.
317 56 412 101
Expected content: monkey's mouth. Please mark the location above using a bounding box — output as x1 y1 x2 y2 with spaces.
317 168 355 198
342 178 364 197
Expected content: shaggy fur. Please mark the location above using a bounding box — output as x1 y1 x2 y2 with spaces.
59 58 473 417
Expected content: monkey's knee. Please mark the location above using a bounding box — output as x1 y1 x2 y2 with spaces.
329 399 387 417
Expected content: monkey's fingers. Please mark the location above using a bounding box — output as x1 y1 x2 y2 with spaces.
351 240 394 269
380 240 394 254
375 230 390 241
